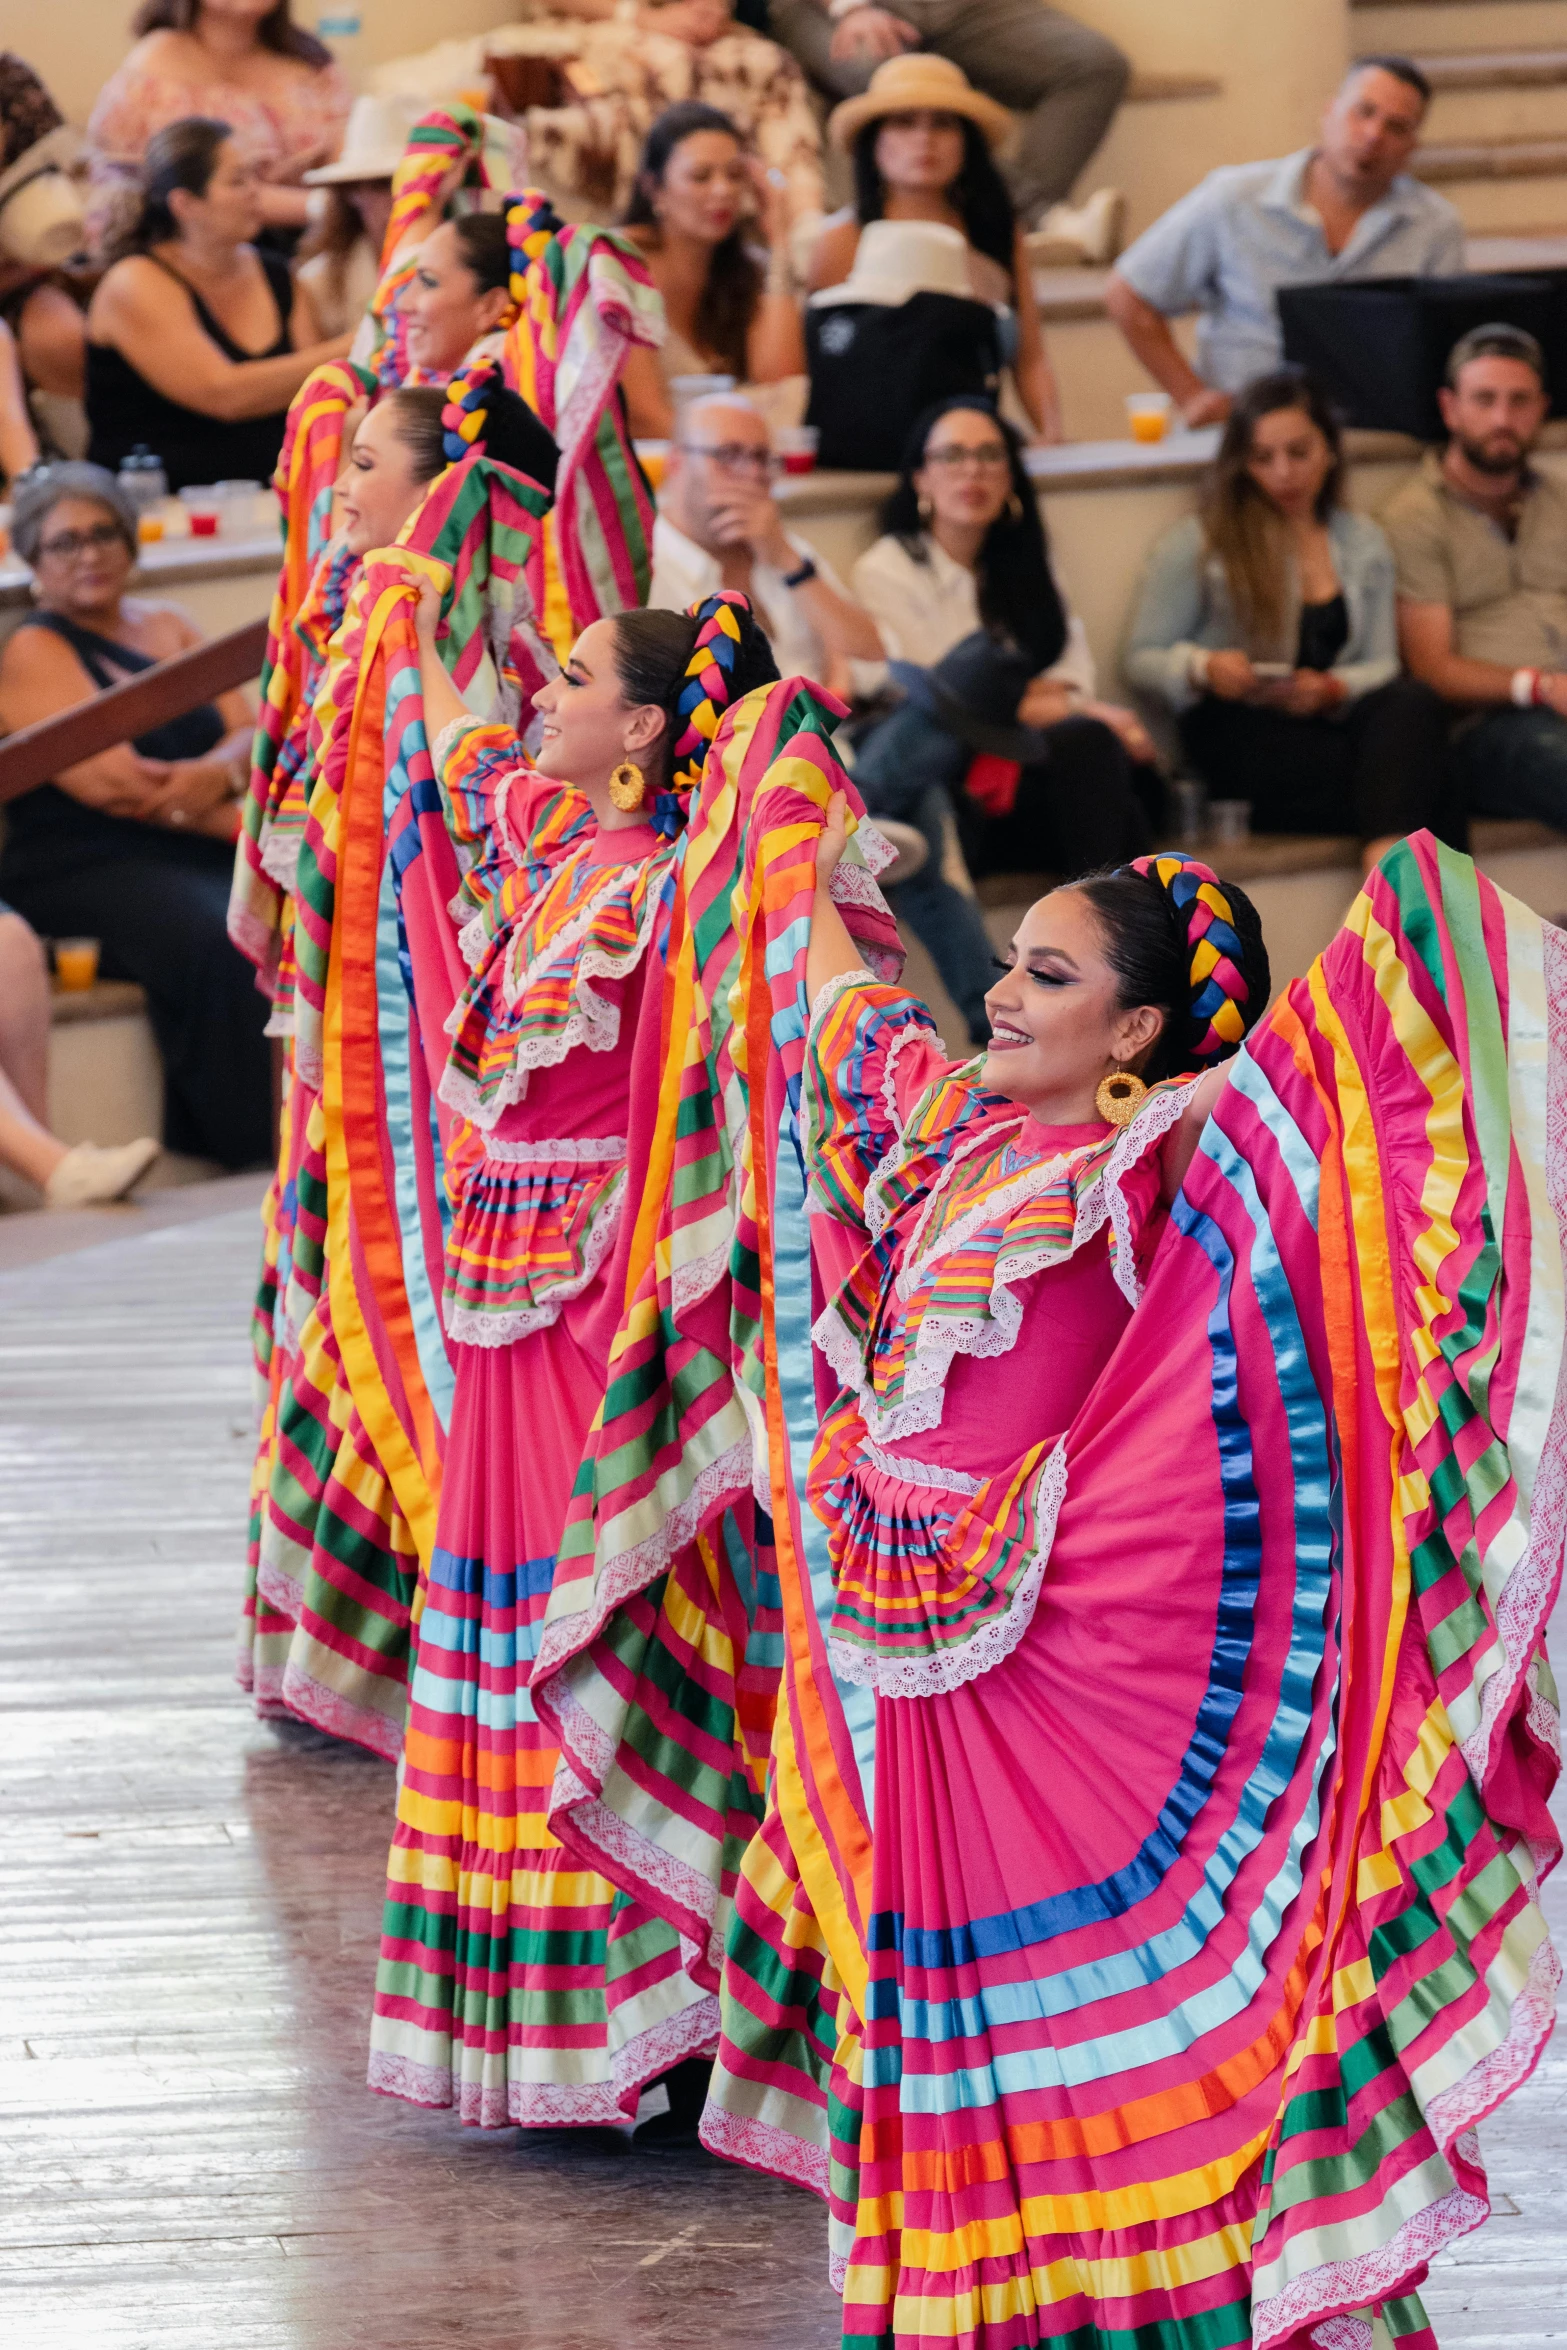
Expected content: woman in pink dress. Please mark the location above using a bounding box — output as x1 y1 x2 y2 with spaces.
87 0 352 253
369 588 786 2129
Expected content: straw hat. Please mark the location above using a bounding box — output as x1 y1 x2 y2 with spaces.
827 54 1016 158
303 93 427 186
809 218 972 309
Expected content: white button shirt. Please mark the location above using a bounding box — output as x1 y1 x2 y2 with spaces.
850 531 1096 694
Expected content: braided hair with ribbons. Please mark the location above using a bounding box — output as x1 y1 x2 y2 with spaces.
1126 853 1254 1065
608 589 780 840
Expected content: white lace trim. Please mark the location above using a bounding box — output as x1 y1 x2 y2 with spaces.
1424 1926 1560 2148
827 1436 1067 1698
532 1435 754 1682
670 1240 731 1316
1253 2181 1488 2349
478 1132 626 1165
829 861 892 924
1462 917 1567 1790
698 2098 831 2201
259 829 301 894
548 1740 725 1979
816 1085 1187 1446
500 865 628 1013
860 1021 943 1244
808 965 876 1023
441 867 661 1131
855 1440 982 1497
442 1174 624 1347
431 711 484 773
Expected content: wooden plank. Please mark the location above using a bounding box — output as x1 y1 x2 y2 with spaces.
0 617 269 805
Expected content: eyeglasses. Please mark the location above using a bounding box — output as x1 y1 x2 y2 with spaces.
922 441 1011 470
679 440 776 479
37 521 127 560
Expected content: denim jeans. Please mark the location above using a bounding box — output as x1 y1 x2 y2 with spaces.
850 706 997 1045
1455 706 1567 829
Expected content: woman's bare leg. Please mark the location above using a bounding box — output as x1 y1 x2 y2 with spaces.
0 911 53 1120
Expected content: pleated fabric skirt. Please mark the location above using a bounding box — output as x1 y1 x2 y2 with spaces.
368 1294 716 2126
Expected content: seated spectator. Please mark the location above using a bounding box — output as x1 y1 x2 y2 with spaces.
1384 323 1567 833
86 0 351 256
769 0 1127 227
851 393 1158 1042
506 1 825 238
396 214 520 383
0 464 271 1171
0 52 91 450
1107 57 1462 428
1125 368 1451 866
0 906 160 1208
84 117 352 493
618 101 807 439
808 54 1061 440
296 95 422 340
648 390 881 691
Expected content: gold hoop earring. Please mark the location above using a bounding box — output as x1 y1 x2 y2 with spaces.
917 495 933 525
1095 1066 1147 1128
609 759 647 813
1006 491 1024 524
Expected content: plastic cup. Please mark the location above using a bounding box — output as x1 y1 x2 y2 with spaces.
137 513 164 543
635 441 669 490
1209 799 1252 845
54 937 100 992
1126 392 1173 445
1172 778 1207 847
188 511 218 537
776 425 820 477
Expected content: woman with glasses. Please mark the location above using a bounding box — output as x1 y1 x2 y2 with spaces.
0 462 271 1170
618 100 806 438
849 394 1158 1041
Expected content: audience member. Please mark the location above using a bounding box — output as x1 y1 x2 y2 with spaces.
296 95 421 340
1384 323 1567 833
619 101 808 438
850 394 1157 1039
649 391 881 691
808 55 1060 439
1107 58 1462 427
508 0 825 237
87 0 351 256
0 315 36 481
0 53 90 447
769 0 1127 226
85 118 352 493
0 906 160 1208
396 214 520 384
0 464 271 1171
1125 368 1450 863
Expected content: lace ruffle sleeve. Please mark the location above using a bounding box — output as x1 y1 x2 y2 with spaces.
803 972 952 1230
434 715 589 964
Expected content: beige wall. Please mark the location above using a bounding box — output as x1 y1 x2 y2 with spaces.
1069 0 1350 232
18 0 523 130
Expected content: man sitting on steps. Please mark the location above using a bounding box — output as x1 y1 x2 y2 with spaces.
1106 55 1463 428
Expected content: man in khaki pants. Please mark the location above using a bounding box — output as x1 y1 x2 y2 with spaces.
769 0 1128 220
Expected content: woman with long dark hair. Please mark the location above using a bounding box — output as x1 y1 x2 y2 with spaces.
87 0 351 253
85 117 351 489
808 54 1061 441
1125 365 1452 863
850 393 1157 1041
618 100 806 439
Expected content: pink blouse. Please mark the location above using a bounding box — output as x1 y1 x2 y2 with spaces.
86 41 352 251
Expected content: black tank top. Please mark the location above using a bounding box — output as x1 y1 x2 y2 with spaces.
0 611 228 885
85 248 295 492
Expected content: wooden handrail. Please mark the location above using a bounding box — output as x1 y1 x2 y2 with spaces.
0 616 270 805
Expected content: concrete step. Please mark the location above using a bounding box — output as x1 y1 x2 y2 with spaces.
1416 43 1567 84
1439 174 1567 228
47 979 162 1151
1422 82 1567 143
1123 71 1222 105
1353 3 1567 57
1417 131 1567 180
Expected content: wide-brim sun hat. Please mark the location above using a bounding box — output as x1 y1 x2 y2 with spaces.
303 92 427 185
809 218 973 309
827 54 1017 159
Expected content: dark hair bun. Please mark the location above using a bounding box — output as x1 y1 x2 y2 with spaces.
1075 857 1270 1081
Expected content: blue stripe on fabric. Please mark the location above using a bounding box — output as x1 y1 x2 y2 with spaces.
771 1093 878 1820
876 1119 1339 2104
408 1548 557 1725
1227 1053 1320 1233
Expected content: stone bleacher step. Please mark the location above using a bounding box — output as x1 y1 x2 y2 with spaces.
1417 134 1567 181
1123 71 1222 105
48 979 148 1027
1414 45 1567 85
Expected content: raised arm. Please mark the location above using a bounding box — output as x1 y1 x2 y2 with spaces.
806 789 870 1008
1104 274 1229 428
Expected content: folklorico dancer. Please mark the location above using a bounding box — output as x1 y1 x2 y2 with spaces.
692 820 1563 2350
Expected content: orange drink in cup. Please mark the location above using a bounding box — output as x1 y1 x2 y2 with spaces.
636 441 669 490
54 937 100 991
1126 392 1173 444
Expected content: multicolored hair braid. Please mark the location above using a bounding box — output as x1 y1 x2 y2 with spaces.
653 590 754 837
1125 852 1252 1063
503 189 562 309
440 357 503 464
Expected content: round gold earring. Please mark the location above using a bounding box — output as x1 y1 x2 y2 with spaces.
609 759 646 813
1095 1066 1147 1127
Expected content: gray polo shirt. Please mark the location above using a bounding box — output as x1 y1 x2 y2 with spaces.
1381 449 1567 672
1116 149 1465 392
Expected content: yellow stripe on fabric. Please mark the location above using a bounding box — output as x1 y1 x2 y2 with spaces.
321 576 442 1567
877 2220 1253 2326
660 1547 738 1678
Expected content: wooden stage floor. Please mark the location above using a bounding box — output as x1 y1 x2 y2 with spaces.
1 1196 1562 2347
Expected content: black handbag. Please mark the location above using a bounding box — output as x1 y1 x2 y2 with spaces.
805 292 1002 471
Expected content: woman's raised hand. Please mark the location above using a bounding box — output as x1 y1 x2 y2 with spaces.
817 789 851 888
408 571 443 646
